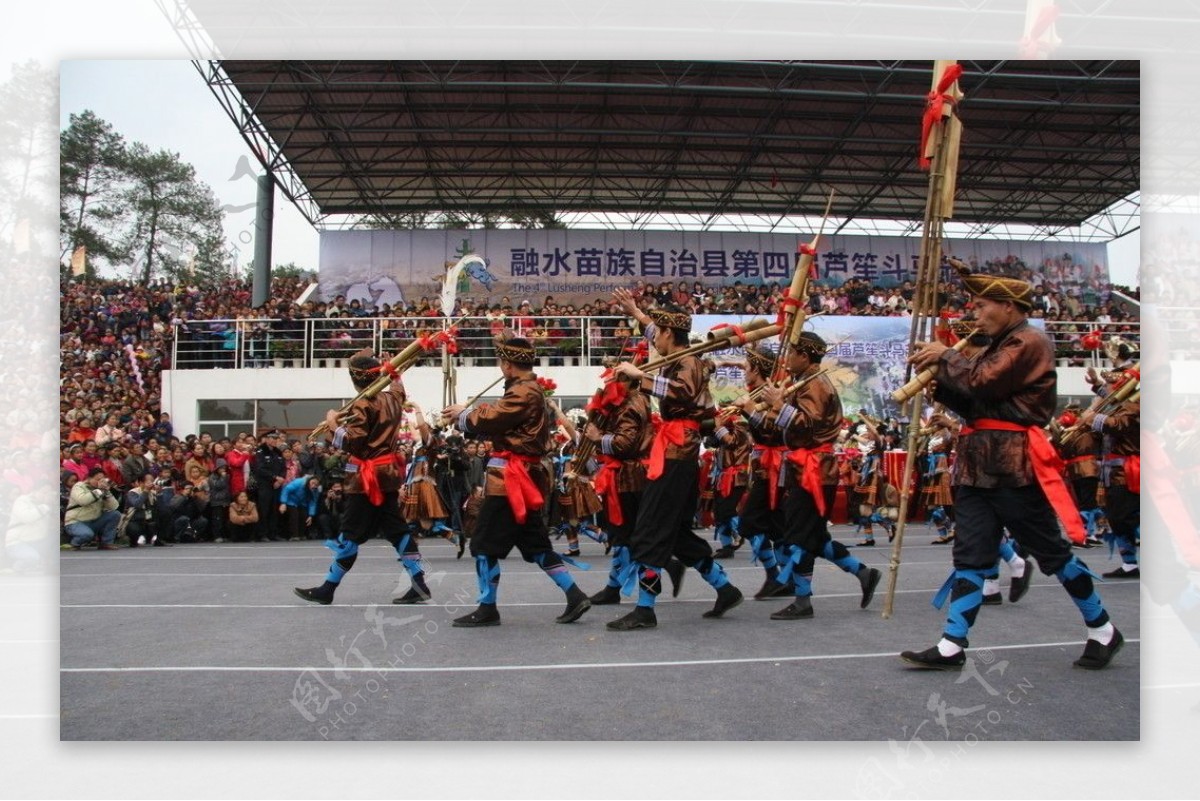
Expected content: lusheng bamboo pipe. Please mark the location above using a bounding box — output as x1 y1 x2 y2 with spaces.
890 330 979 404
636 319 781 375
308 317 467 442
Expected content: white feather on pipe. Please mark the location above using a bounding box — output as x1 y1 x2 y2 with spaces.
440 254 485 317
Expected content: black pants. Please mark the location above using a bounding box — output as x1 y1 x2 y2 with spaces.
341 491 407 546
471 495 557 562
951 484 1073 575
740 478 785 543
256 486 282 539
713 485 744 525
630 458 712 568
1104 484 1139 542
781 480 837 554
600 490 642 550
1071 475 1100 509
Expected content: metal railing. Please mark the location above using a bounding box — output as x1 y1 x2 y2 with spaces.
169 315 1145 370
170 316 636 370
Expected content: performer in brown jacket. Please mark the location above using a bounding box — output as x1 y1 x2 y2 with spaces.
606 307 744 630
740 332 882 620
581 372 656 606
900 270 1123 670
1053 403 1104 546
710 416 751 559
441 335 592 627
1081 398 1140 578
735 345 792 600
294 350 426 606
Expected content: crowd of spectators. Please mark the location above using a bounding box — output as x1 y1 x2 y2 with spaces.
58 255 1141 548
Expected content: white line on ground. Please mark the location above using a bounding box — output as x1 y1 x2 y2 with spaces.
59 637 1140 674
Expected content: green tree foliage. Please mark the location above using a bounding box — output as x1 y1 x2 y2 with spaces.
59 111 228 285
59 110 128 274
1 62 57 266
119 142 227 285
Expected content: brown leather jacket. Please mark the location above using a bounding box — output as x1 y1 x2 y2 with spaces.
337 388 407 496
596 388 653 493
642 354 712 461
765 365 842 486
934 320 1056 488
463 375 553 497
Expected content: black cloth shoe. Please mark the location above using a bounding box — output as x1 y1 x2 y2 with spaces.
702 584 743 618
1074 628 1124 669
854 539 876 547
770 597 814 620
931 534 954 545
556 588 591 624
606 606 657 631
1009 558 1034 603
712 546 736 559
562 549 582 558
900 645 966 670
754 578 793 600
1103 566 1140 579
858 567 882 609
456 535 467 560
981 593 1002 606
453 605 501 627
589 585 622 605
392 586 430 605
293 586 334 605
666 558 686 598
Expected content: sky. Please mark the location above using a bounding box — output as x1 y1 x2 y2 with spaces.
59 59 1141 289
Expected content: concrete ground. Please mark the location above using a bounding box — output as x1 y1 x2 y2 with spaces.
59 525 1139 741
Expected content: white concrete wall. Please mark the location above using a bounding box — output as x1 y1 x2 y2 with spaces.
162 362 1108 438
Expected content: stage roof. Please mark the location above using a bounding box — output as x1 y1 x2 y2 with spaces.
202 60 1139 236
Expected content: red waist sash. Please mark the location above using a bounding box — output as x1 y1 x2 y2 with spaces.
492 451 544 525
592 455 625 525
1102 453 1140 494
784 443 833 517
350 453 400 506
753 445 787 510
717 463 747 498
962 419 1086 544
647 419 700 481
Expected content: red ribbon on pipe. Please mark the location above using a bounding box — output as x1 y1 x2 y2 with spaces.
918 64 964 170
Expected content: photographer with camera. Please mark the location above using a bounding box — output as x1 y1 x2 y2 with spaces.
316 480 345 541
122 473 162 547
63 467 122 550
164 482 210 544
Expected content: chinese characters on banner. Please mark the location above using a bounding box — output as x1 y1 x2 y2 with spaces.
319 229 1109 310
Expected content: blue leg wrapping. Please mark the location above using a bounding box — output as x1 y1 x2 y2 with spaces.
792 568 813 599
636 565 662 608
692 556 731 589
714 521 733 548
776 544 806 585
943 569 988 643
998 536 1017 564
615 553 640 596
1116 534 1139 566
533 551 577 592
821 540 863 574
731 515 741 538
748 533 779 576
474 554 500 605
323 535 359 584
605 545 631 589
1055 556 1109 627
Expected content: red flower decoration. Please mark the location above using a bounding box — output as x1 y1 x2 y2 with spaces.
1081 331 1102 350
536 376 557 396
